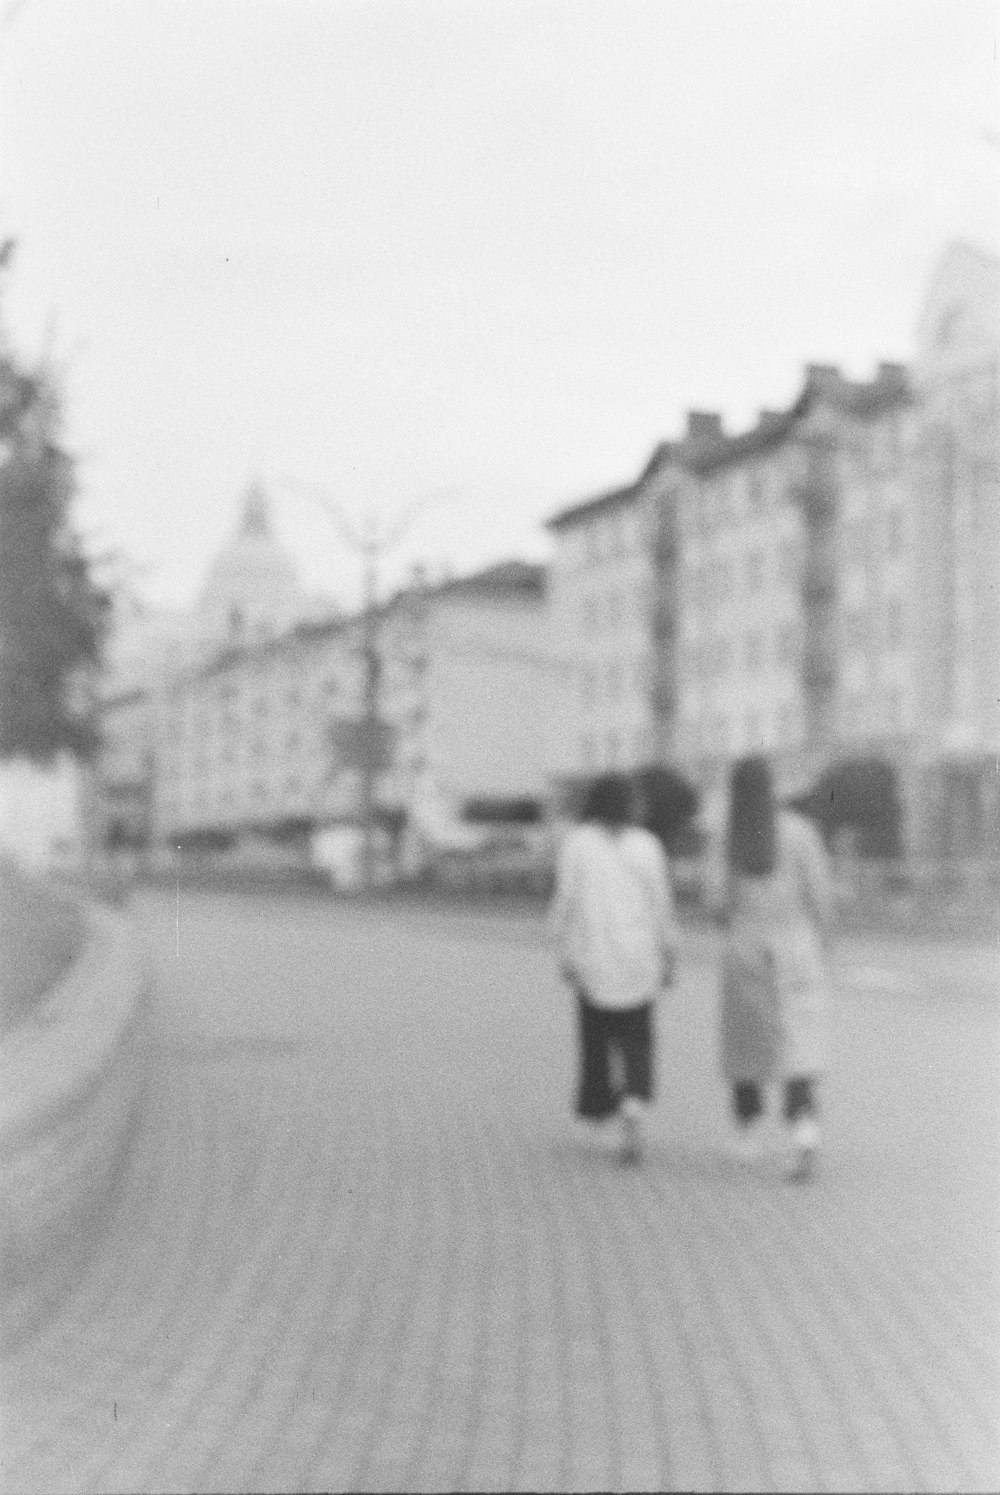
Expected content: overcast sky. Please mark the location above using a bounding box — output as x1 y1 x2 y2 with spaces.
2 0 997 611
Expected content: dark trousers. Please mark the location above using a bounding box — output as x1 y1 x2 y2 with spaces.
733 1076 816 1124
575 991 654 1120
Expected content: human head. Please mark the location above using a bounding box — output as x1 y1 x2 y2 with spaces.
580 772 634 830
726 754 777 876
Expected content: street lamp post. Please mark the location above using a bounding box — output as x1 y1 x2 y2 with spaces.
279 480 456 890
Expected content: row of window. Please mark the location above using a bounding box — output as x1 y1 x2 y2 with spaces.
689 700 802 755
578 583 650 636
682 462 799 533
578 725 653 771
683 621 800 679
686 542 796 603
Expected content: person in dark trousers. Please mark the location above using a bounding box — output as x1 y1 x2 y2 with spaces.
550 773 678 1165
717 755 834 1181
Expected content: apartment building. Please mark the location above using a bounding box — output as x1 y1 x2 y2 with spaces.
667 365 917 795
546 242 998 859
545 472 660 786
149 559 555 874
909 241 1000 856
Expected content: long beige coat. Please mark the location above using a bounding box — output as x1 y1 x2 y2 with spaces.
718 811 833 1084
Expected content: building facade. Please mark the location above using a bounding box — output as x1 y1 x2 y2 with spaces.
908 242 1000 857
545 242 999 861
545 475 660 787
148 559 556 878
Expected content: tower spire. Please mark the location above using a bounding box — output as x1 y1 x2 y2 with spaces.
240 480 269 537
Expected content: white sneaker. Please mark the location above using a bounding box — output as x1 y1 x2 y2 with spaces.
729 1122 763 1162
788 1115 820 1182
620 1096 646 1166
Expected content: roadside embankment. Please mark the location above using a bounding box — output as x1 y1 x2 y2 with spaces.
1 900 151 1350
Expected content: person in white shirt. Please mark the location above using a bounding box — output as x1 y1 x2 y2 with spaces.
550 773 679 1164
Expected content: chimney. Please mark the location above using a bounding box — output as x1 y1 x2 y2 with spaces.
876 360 908 390
804 363 841 393
686 411 723 445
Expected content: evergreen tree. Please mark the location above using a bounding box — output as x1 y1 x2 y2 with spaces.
0 246 110 764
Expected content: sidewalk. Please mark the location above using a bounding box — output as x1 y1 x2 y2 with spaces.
1 889 996 1493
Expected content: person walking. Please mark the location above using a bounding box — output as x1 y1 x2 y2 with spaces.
550 772 679 1165
717 754 834 1182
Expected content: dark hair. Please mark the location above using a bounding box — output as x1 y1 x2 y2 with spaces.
726 755 777 877
633 765 700 852
580 772 634 829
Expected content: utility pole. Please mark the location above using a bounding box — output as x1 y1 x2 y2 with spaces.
280 480 456 890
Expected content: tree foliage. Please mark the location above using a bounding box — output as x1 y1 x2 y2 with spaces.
0 247 110 764
794 757 903 860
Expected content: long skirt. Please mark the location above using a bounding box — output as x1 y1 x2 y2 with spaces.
720 926 827 1085
574 990 655 1119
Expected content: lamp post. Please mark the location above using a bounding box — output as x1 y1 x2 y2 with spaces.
279 479 457 889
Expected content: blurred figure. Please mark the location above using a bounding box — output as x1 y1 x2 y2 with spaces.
719 755 833 1182
550 772 678 1165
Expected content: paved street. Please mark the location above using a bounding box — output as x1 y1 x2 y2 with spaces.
2 889 998 1493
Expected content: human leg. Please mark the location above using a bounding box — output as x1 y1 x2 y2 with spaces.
784 1075 820 1181
574 991 618 1120
616 1003 654 1165
730 1079 765 1159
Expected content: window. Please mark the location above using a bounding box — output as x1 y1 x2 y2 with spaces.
843 691 864 734
747 471 765 511
745 709 765 747
709 637 732 676
606 729 619 766
582 594 598 633
779 536 799 584
886 596 905 649
887 506 904 555
845 610 866 649
708 713 731 754
882 685 904 731
745 630 765 672
777 621 799 664
746 551 765 594
777 701 798 743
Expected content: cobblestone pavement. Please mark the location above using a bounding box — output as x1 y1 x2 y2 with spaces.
2 891 998 1493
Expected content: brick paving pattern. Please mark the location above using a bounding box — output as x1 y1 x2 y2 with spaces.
2 891 997 1492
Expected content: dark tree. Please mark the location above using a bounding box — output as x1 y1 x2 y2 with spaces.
0 251 110 764
800 757 903 860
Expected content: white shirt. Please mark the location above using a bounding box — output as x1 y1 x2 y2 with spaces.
549 823 678 1009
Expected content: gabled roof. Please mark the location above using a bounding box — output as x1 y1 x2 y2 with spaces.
545 480 642 533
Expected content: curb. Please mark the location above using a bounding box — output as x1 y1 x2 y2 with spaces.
0 904 152 1350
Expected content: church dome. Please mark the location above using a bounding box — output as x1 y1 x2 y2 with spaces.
198 483 304 647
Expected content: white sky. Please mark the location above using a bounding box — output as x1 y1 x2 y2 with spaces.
2 0 997 611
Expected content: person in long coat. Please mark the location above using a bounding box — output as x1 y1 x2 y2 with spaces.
550 772 678 1165
718 755 833 1181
